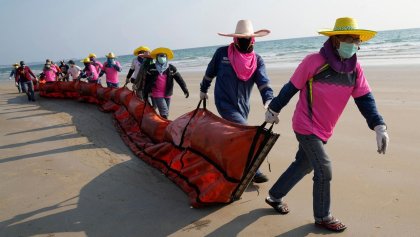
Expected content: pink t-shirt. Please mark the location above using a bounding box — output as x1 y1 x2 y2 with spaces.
291 53 371 141
43 67 57 82
86 64 99 80
92 61 103 73
102 61 121 83
151 74 169 98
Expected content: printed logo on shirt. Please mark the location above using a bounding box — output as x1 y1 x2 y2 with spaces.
222 57 231 65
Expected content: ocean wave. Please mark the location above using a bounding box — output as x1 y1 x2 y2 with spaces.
2 28 419 80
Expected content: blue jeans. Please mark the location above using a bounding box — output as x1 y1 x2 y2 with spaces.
106 82 119 88
152 97 171 119
22 80 35 101
269 133 332 221
20 80 27 93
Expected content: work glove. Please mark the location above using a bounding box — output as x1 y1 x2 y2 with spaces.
264 99 272 109
185 91 189 98
200 91 208 100
265 108 279 124
374 125 389 154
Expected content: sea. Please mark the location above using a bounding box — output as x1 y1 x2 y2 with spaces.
1 28 419 80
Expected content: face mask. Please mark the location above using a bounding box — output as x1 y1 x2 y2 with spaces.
107 59 115 65
157 56 167 64
337 42 358 59
235 37 254 53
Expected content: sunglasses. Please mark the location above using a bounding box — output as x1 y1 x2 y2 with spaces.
336 35 362 45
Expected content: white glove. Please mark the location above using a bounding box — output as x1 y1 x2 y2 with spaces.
374 125 389 154
265 108 279 124
9 77 12 80
200 91 208 100
264 99 272 109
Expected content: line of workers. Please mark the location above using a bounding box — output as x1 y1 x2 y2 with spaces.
9 47 189 119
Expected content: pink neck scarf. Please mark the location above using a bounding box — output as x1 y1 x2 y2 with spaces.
227 38 257 81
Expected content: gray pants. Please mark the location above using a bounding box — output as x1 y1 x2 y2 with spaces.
22 80 35 101
269 133 332 221
152 97 171 119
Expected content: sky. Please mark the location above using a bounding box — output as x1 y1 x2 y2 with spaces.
1 0 419 65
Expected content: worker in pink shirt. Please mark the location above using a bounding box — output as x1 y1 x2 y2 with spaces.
264 17 389 232
42 62 58 82
79 58 99 83
88 53 103 75
99 53 122 88
144 47 189 119
99 52 122 88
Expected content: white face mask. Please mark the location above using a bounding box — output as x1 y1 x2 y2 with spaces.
157 56 167 64
337 42 358 59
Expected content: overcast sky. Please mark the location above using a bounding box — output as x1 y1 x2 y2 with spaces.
1 0 419 65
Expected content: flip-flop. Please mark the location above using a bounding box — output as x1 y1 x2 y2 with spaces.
265 197 289 214
315 216 347 232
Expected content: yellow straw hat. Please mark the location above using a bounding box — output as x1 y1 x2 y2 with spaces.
150 47 174 60
133 46 151 56
88 53 97 58
81 57 91 63
13 63 19 67
105 52 117 59
318 17 377 42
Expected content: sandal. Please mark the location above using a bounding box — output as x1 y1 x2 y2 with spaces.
265 197 289 214
315 216 347 232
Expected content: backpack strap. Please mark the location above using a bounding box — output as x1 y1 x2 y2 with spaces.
306 64 329 118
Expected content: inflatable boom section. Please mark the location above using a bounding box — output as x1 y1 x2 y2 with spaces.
39 81 279 207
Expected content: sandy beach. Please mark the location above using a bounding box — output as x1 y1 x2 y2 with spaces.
1 65 420 236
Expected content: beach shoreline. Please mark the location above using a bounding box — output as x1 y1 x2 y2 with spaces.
1 65 420 236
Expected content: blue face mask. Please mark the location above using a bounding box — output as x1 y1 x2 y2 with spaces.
337 42 358 59
107 59 115 65
157 56 167 64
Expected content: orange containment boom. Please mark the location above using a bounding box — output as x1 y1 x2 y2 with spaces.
38 81 279 207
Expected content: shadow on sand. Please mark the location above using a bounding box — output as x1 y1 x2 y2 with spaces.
0 92 327 236
1 93 221 236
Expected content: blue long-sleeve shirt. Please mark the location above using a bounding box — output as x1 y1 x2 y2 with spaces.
10 69 16 78
200 46 273 124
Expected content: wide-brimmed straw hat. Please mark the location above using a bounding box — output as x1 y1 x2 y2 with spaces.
218 20 270 38
150 47 174 60
81 57 91 63
105 52 117 59
318 17 377 42
88 53 97 58
133 46 151 56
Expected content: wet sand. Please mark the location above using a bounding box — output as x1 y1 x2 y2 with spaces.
1 64 420 236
